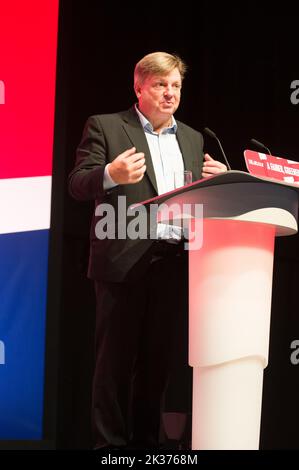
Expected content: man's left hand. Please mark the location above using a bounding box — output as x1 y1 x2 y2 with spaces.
202 153 227 178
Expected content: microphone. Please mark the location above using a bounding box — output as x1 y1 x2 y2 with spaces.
203 127 231 170
250 138 272 155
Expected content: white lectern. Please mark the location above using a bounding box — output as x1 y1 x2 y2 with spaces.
136 171 299 450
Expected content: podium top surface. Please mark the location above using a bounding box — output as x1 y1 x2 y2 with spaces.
133 171 299 236
133 170 299 208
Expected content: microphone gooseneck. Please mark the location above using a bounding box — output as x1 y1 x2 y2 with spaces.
250 138 272 155
203 127 232 171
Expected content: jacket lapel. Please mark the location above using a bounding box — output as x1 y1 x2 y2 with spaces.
121 108 158 194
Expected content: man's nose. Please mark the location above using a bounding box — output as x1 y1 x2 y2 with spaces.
164 86 174 96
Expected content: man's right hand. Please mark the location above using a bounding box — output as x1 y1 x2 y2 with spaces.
108 147 146 184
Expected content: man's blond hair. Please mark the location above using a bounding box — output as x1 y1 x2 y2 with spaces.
134 52 187 89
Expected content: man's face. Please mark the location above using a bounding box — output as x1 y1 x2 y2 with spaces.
136 67 182 122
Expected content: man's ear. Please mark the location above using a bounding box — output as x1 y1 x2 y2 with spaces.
134 85 141 98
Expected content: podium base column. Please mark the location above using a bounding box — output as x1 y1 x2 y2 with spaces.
188 219 275 450
192 356 264 450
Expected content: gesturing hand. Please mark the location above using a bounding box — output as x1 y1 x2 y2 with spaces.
202 153 227 178
109 147 146 184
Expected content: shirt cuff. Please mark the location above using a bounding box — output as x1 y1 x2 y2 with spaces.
103 163 118 191
157 223 184 242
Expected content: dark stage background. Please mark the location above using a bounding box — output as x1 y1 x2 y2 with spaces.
53 1 299 449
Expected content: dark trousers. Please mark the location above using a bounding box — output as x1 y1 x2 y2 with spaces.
92 244 190 448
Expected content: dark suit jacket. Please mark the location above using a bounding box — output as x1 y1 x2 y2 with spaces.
69 107 204 281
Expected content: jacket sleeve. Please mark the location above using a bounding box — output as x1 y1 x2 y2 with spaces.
68 115 107 201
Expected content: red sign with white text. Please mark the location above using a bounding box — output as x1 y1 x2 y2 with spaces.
244 150 299 185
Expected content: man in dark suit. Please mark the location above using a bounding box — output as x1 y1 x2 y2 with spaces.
69 52 226 449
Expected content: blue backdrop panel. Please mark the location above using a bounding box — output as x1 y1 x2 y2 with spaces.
0 230 49 439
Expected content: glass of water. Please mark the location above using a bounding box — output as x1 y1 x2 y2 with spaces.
174 170 193 189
